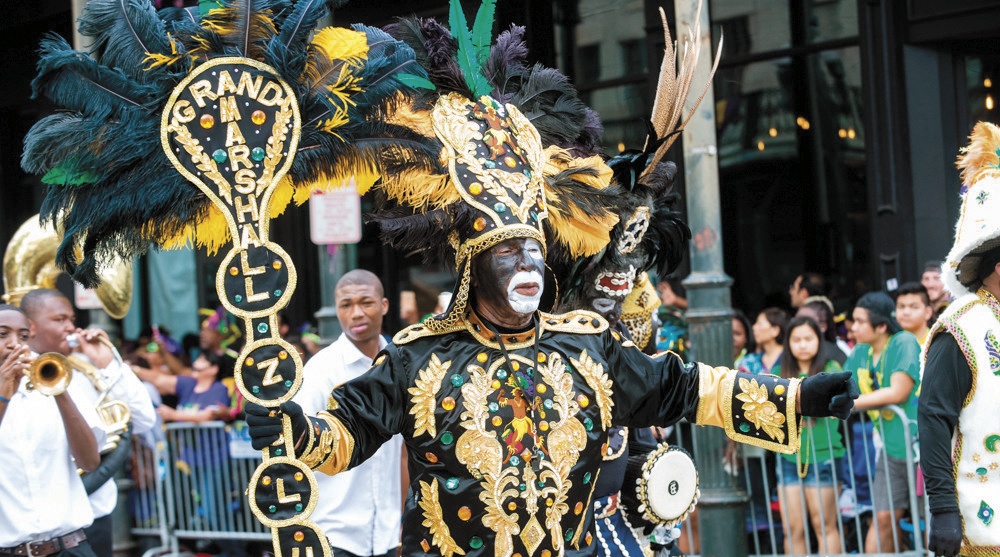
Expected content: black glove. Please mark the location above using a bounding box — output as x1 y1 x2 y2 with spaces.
245 401 310 451
799 371 859 419
929 510 963 557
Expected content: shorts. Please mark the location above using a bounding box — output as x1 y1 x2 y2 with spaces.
777 455 837 487
872 454 911 512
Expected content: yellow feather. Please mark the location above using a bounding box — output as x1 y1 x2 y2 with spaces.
958 122 1000 189
310 27 369 65
379 170 457 212
269 178 295 218
542 146 618 258
303 28 368 100
384 98 436 137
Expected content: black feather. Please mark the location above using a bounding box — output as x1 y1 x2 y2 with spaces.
32 35 158 119
77 0 173 83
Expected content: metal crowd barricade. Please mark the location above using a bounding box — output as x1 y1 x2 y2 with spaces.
129 421 272 555
671 404 927 557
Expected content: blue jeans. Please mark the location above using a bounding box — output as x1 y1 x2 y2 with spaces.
778 455 837 487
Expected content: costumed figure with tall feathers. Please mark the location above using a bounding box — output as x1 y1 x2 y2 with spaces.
233 3 858 557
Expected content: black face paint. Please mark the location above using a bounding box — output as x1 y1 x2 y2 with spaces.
473 238 544 326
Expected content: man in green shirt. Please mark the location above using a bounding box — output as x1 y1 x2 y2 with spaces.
844 291 921 553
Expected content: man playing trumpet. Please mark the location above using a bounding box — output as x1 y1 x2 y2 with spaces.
20 289 155 557
0 304 103 557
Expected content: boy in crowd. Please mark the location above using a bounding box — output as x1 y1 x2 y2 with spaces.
894 282 934 345
844 292 922 553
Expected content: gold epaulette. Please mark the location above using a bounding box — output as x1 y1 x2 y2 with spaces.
393 321 465 345
539 310 608 334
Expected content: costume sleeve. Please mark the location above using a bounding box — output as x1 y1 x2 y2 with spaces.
298 344 408 476
918 332 972 513
605 331 801 454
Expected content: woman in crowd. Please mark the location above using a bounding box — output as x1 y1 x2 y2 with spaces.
134 352 233 423
732 310 756 366
772 316 845 555
738 307 788 374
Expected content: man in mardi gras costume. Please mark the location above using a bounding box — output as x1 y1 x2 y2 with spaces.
245 6 858 557
921 122 1000 557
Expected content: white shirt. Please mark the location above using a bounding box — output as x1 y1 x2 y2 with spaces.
67 355 157 518
0 377 106 546
293 334 403 555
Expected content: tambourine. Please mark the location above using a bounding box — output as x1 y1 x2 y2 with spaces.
622 442 699 528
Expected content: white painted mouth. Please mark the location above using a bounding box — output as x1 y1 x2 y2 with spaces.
594 265 636 298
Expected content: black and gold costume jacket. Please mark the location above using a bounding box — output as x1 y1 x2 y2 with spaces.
300 309 802 557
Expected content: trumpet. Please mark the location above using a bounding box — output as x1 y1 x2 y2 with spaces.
26 352 72 396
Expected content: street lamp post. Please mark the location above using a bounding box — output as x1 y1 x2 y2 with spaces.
673 2 747 557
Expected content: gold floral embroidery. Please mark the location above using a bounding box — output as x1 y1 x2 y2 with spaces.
408 354 452 438
570 350 614 430
419 478 466 557
735 378 786 443
538 353 586 553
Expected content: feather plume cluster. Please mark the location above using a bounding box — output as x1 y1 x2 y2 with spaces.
640 3 722 184
372 11 617 266
23 0 439 287
957 121 1000 194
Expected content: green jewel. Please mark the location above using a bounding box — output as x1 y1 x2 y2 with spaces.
251 147 266 161
446 477 460 490
274 448 282 456
510 456 520 466
494 202 506 213
519 483 527 491
441 432 454 445
257 323 269 333
295 503 303 512
212 149 227 163
979 467 989 476
583 472 592 484
274 289 282 297
537 480 544 488
234 294 243 303
484 160 496 169
284 380 293 388
488 402 499 412
523 170 532 179
252 386 260 394
268 505 277 513
496 369 508 379
451 374 464 387
739 423 751 433
469 537 483 550
584 417 594 431
526 367 534 377
565 529 574 542
543 399 554 410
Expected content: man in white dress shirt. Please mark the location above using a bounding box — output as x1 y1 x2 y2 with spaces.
0 304 103 556
21 289 156 557
292 270 405 557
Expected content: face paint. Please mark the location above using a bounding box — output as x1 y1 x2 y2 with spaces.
474 238 545 326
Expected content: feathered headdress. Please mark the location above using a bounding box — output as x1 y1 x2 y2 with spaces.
551 3 719 317
944 121 1000 296
23 0 438 287
367 0 622 330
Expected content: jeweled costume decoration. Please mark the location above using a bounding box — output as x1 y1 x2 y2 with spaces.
22 0 439 554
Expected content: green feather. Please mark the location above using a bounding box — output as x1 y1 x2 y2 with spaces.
42 158 98 186
449 0 493 98
396 73 436 90
470 0 496 60
199 0 224 16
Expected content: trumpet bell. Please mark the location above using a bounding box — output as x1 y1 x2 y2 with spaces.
27 352 72 396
